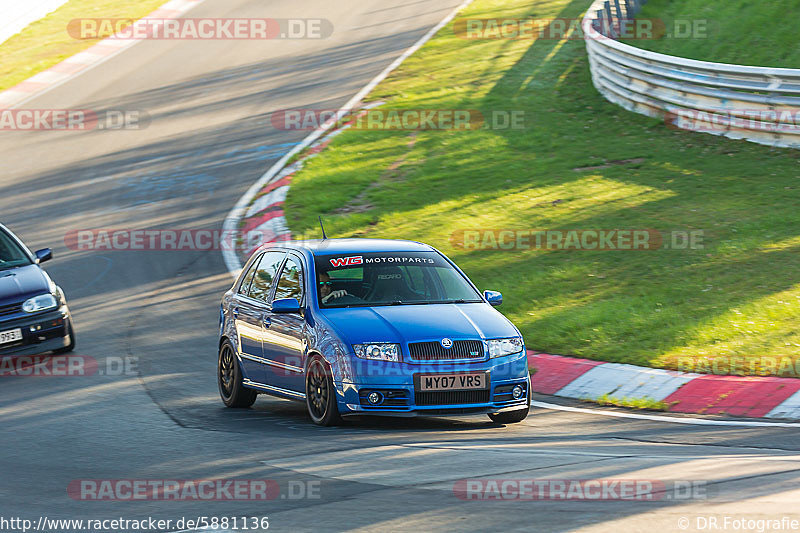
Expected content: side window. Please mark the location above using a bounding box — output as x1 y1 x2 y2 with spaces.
274 256 304 302
248 251 286 302
238 253 263 295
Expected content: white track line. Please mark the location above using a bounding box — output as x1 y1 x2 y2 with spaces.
221 0 477 276
532 400 800 428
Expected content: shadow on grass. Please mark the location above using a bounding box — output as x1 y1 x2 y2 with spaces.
286 0 800 367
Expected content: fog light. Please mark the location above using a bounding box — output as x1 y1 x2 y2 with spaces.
367 392 383 405
512 385 524 399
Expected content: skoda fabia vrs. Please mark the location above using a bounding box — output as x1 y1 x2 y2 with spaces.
217 239 529 425
0 223 75 356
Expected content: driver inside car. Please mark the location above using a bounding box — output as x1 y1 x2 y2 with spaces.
319 271 352 304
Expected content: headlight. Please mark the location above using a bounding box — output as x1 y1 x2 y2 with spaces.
22 294 57 313
487 337 523 358
353 343 401 362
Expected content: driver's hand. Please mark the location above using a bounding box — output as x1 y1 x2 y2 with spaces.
322 290 348 303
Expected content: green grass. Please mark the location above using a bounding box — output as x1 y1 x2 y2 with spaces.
625 0 800 67
0 0 169 93
283 0 800 374
594 394 670 411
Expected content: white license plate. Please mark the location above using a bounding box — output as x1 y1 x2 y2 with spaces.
0 328 22 344
418 373 487 391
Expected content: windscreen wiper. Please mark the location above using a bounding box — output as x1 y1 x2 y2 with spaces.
424 299 479 304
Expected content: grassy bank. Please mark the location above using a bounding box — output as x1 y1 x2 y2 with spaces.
0 0 169 93
283 0 800 374
626 0 800 67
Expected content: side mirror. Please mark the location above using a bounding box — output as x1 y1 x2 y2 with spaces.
35 248 53 264
272 297 301 314
483 290 502 307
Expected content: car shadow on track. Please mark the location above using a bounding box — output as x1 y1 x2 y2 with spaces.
231 396 513 433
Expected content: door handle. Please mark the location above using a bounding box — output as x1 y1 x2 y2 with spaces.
232 307 239 319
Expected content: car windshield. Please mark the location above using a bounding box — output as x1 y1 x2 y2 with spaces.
315 251 483 307
0 229 32 270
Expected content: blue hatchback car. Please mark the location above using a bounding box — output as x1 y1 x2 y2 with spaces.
218 239 529 425
0 223 75 357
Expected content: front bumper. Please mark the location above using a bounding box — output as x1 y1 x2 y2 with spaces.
0 306 71 357
336 351 530 416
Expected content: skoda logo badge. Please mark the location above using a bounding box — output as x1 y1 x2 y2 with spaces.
441 338 453 349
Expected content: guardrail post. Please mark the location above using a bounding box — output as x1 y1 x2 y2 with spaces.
603 1 617 38
612 0 623 20
591 9 603 35
595 9 605 23
594 9 610 37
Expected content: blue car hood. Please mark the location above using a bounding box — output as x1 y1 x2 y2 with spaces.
0 264 49 306
320 303 519 345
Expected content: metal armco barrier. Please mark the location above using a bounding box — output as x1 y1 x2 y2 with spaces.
582 0 800 148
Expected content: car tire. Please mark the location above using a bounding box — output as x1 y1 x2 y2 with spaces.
306 356 341 426
218 341 257 408
488 392 530 424
52 319 75 354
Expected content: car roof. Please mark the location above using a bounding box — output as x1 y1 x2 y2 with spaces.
264 238 435 256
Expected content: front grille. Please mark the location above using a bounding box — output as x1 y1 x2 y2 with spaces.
408 340 484 361
415 389 490 406
421 407 488 415
0 302 22 318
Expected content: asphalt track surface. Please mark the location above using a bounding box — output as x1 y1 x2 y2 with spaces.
1 1 799 532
